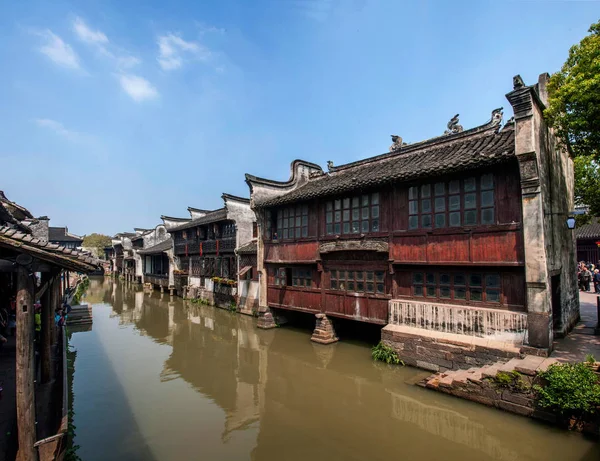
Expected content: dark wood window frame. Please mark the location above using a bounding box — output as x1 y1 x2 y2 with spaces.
274 205 309 240
326 193 380 236
411 270 502 305
408 174 495 230
330 269 385 294
292 268 312 287
271 266 314 288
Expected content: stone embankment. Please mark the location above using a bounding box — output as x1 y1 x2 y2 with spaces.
420 355 600 435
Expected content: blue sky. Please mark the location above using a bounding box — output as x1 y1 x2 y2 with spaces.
0 1 597 236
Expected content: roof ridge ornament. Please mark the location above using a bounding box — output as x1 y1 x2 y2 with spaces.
490 107 504 127
513 75 525 90
444 114 463 135
389 135 404 152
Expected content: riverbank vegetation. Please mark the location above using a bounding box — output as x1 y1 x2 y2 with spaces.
71 277 90 305
534 360 600 429
372 342 404 365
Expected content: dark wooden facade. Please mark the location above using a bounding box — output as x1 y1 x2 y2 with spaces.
261 162 526 324
172 218 237 283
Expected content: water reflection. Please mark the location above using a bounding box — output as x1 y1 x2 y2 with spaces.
71 278 599 461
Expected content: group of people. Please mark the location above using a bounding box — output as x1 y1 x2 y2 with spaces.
578 261 600 293
0 295 71 352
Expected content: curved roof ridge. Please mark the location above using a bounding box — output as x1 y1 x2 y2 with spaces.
330 109 504 174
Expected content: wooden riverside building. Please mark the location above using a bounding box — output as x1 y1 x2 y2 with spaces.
162 194 258 311
0 192 100 461
246 74 578 368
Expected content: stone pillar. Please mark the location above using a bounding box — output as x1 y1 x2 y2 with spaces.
310 313 338 344
257 307 277 329
506 74 552 350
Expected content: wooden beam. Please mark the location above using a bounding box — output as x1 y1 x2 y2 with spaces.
16 266 38 461
40 272 54 384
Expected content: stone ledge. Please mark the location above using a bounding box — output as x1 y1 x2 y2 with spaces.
382 324 522 371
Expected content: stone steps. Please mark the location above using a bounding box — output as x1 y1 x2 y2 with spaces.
67 304 93 325
424 355 559 391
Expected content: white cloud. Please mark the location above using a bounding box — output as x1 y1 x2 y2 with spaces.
157 33 210 70
72 17 108 44
37 30 80 69
35 118 81 141
72 17 140 70
195 22 226 35
118 74 158 102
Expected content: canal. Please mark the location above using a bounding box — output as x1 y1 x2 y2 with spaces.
69 278 599 461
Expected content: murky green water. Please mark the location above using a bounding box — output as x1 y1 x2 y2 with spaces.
69 278 599 461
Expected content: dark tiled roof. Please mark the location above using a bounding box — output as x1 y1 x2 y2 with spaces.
0 226 100 272
258 127 515 207
236 240 257 254
575 223 600 240
169 208 228 232
49 227 83 242
137 239 173 255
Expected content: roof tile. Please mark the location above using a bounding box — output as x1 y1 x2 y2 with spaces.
257 128 515 207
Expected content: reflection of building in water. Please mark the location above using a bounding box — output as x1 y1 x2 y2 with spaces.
160 303 268 444
388 392 519 461
251 333 536 461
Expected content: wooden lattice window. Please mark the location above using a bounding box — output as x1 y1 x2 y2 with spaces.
292 268 312 287
412 271 501 303
326 193 380 235
330 270 385 294
276 206 308 240
408 174 495 230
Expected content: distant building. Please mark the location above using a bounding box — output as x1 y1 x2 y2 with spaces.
49 226 84 249
575 221 600 263
165 194 257 310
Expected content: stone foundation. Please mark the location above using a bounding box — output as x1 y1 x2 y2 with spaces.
382 324 522 372
257 307 277 329
310 314 338 345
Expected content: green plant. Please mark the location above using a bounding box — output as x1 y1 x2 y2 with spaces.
493 370 530 392
71 277 90 305
534 362 600 419
371 342 404 365
228 302 238 313
585 354 596 365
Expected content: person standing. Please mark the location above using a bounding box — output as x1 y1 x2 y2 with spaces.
582 266 593 292
594 269 600 294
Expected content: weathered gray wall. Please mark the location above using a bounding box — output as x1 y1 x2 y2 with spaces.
508 74 578 348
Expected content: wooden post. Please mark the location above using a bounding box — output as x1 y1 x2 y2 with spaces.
40 273 54 384
51 273 60 346
16 266 38 461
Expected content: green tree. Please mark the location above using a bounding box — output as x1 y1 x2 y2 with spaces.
574 155 600 224
546 20 600 158
82 233 112 258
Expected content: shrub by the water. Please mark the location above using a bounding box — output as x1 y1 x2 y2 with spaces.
372 342 404 365
534 362 600 418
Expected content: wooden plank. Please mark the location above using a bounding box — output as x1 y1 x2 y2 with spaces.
40 273 54 384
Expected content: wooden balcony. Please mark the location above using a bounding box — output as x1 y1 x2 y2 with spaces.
174 237 236 256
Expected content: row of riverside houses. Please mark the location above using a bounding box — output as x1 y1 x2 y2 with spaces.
111 74 579 369
107 193 260 313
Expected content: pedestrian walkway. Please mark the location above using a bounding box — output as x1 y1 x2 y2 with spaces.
551 291 600 363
